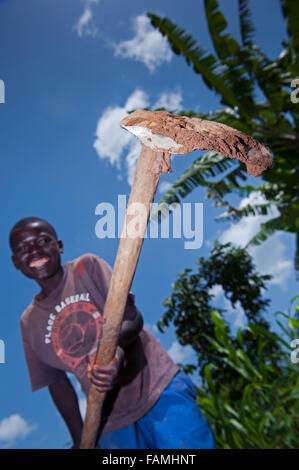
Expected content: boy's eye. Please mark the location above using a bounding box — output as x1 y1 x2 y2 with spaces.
39 237 49 245
18 245 27 253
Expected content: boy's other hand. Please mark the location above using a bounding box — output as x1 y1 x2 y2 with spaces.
87 346 125 393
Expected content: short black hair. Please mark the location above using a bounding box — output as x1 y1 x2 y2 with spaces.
9 217 58 251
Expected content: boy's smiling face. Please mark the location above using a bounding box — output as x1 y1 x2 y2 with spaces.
11 220 63 282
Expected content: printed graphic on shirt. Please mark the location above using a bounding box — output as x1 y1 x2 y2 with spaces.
74 260 86 276
45 293 103 379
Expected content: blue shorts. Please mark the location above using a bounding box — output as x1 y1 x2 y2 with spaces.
98 370 215 449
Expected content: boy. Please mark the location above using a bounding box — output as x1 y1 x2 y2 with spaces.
10 216 215 449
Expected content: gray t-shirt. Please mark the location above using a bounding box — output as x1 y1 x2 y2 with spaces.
20 253 179 433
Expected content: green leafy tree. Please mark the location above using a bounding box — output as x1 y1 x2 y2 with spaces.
148 0 299 272
196 300 299 448
159 243 299 448
160 242 274 383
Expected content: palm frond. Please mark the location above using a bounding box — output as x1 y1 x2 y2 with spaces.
238 0 255 46
204 163 248 200
252 57 291 113
204 0 240 60
151 152 256 224
161 151 233 203
151 151 235 222
148 4 299 272
296 233 299 275
246 216 286 247
148 13 240 109
216 201 275 223
281 0 299 72
203 0 256 117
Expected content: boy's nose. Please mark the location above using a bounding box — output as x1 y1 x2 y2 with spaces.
28 240 41 255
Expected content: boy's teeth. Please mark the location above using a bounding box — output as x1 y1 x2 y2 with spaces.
30 258 49 268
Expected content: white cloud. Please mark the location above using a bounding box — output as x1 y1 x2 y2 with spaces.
219 191 292 289
73 0 99 38
167 341 194 364
79 398 87 419
113 14 173 73
93 89 148 176
223 298 247 329
144 323 160 336
0 414 37 448
125 139 142 186
94 105 131 168
209 284 224 300
248 235 292 290
208 285 246 329
153 89 183 111
70 377 87 420
93 89 184 185
219 191 279 247
159 181 172 194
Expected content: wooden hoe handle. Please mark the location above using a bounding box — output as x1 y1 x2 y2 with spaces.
80 145 171 448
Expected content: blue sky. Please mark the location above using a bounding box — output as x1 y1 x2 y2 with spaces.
0 0 298 449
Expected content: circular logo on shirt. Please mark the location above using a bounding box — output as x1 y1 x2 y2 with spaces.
51 301 103 378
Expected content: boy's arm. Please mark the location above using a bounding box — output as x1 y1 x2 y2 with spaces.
119 303 144 349
88 301 144 393
90 254 144 349
48 373 83 449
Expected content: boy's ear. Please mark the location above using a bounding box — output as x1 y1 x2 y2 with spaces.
58 240 64 254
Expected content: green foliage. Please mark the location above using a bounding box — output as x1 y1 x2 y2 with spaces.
159 244 299 448
159 242 273 377
148 0 299 272
196 299 299 448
